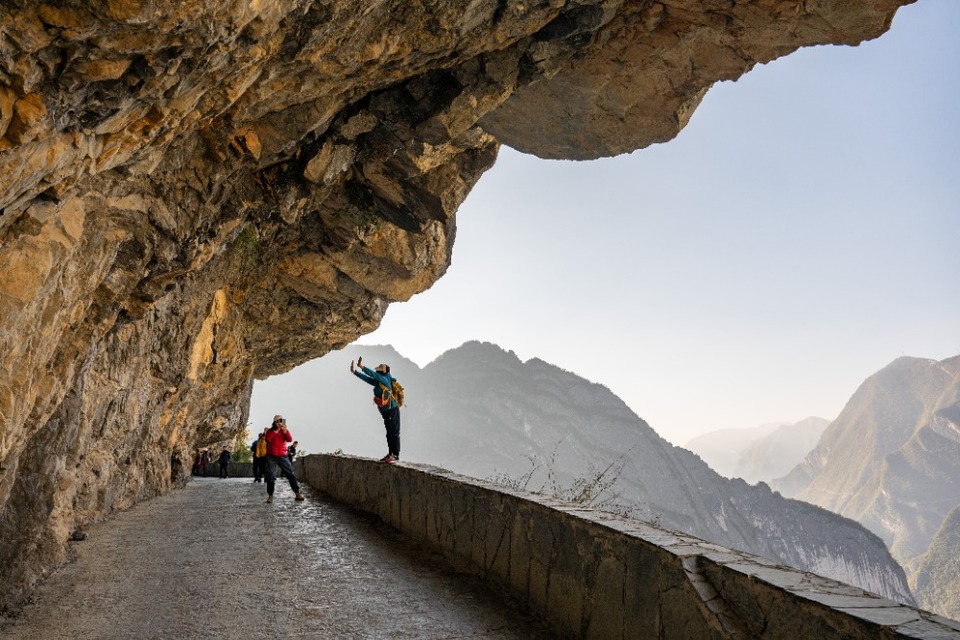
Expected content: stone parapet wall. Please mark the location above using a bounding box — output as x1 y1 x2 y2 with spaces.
300 454 960 640
189 462 252 478
187 459 306 479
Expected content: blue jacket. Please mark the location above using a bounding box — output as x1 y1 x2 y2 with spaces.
354 366 399 411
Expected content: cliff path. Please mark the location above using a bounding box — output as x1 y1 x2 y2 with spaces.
0 477 550 639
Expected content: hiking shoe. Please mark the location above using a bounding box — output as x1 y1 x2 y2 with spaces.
265 495 273 504
295 492 305 501
380 454 397 464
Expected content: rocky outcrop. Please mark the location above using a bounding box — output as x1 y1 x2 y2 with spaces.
0 0 912 611
912 504 960 621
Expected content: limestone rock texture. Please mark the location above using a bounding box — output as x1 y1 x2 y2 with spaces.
0 0 911 611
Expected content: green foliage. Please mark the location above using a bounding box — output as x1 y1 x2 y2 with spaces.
228 225 260 271
231 425 253 463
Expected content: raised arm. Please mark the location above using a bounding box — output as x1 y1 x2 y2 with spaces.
352 365 376 385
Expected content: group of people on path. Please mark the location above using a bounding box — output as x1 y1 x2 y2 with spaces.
191 448 232 478
194 357 404 506
251 431 298 483
250 415 305 503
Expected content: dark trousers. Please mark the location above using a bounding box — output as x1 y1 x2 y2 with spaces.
381 406 401 457
253 456 267 481
219 462 228 478
265 454 300 496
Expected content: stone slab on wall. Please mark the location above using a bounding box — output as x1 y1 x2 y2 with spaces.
300 454 960 640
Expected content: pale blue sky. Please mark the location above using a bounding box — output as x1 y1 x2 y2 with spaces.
272 1 959 446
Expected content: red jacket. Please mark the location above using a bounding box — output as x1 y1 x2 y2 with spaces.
264 427 292 457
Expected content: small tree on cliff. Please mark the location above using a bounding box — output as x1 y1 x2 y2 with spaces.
231 426 253 463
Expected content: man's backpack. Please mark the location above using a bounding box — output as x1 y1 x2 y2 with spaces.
255 438 267 458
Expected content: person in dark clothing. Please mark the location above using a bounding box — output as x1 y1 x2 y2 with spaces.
350 356 401 463
218 449 231 478
191 449 202 476
263 415 304 504
287 441 298 463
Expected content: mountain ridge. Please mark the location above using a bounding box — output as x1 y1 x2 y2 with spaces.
772 353 960 619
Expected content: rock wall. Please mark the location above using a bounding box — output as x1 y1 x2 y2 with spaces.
0 0 912 611
301 454 960 639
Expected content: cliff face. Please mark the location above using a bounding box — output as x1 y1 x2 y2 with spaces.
0 0 910 610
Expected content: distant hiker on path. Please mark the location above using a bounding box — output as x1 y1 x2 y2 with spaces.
191 449 202 476
287 440 298 463
264 415 304 503
350 356 403 463
218 448 231 478
251 430 268 483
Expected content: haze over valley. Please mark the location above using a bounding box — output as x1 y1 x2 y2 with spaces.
685 417 830 484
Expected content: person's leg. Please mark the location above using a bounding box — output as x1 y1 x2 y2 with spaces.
383 407 400 459
264 456 277 501
275 455 301 495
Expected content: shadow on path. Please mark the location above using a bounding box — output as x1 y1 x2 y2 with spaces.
0 477 552 639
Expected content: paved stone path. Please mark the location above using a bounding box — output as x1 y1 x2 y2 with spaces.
0 477 552 639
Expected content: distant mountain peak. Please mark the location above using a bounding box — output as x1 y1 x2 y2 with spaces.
684 418 828 483
770 352 960 619
432 340 520 365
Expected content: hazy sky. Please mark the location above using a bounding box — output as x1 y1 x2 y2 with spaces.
261 1 960 447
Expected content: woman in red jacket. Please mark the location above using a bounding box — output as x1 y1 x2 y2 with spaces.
263 415 304 504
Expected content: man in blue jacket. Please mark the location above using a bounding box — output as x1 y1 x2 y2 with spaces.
350 356 401 463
